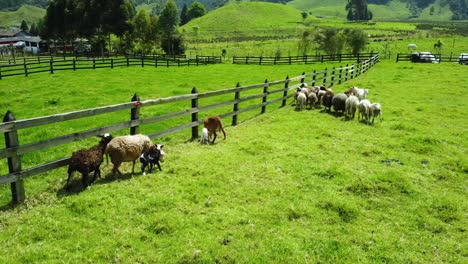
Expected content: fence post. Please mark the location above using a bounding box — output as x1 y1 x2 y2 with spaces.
259 56 263 65
300 71 306 84
141 56 144 67
130 93 140 135
357 53 360 63
155 57 158 67
262 79 268 114
323 68 327 86
0 65 2 80
345 64 349 82
396 53 399 62
3 111 25 204
23 58 28 77
50 59 54 74
338 66 343 84
191 87 199 140
330 67 335 87
289 56 292 65
111 58 114 69
232 82 241 126
281 76 289 107
126 56 130 67
312 70 316 86
73 58 76 71
93 58 96 69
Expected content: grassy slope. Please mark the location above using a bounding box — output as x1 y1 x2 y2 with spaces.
0 61 467 262
288 0 455 21
181 1 305 39
0 5 45 28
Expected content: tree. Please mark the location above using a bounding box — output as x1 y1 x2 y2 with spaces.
346 0 373 21
344 28 368 55
180 4 189 25
187 2 206 21
301 11 308 21
158 0 182 55
298 30 314 55
20 20 29 32
314 28 346 56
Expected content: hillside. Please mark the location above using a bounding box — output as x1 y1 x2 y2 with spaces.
180 2 305 40
0 5 45 29
288 0 467 20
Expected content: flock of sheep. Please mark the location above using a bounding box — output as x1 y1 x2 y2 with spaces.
294 82 383 124
66 83 382 190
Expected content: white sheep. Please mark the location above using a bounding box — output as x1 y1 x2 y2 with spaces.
345 95 359 119
357 99 372 123
296 92 307 111
348 86 369 100
369 103 383 124
200 127 209 144
105 134 155 175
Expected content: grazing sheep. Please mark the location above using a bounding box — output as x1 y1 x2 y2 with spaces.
67 133 113 190
332 93 348 115
296 92 307 111
357 99 372 123
105 134 155 175
345 95 359 119
322 90 334 112
369 103 383 124
200 127 209 144
140 144 165 175
317 89 326 105
204 116 226 143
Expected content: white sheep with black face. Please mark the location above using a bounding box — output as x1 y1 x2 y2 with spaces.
348 86 369 100
105 134 155 175
140 144 166 175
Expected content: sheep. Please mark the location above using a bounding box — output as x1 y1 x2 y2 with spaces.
322 89 334 112
66 133 113 190
204 116 226 144
348 86 369 100
345 95 359 119
200 127 209 144
357 99 372 123
332 93 348 115
307 92 318 109
369 103 383 124
140 144 165 175
105 134 155 175
296 91 307 111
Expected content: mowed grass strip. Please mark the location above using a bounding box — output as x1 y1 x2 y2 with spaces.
0 61 466 263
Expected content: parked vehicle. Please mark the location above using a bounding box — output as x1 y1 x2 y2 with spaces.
458 53 468 65
411 52 440 63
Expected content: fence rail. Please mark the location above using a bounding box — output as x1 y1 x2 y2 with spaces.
1 54 379 204
233 53 376 65
0 55 222 79
396 53 467 63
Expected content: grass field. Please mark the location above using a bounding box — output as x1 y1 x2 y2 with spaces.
0 60 466 262
0 5 45 29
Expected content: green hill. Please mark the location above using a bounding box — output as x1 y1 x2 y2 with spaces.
288 0 464 21
0 5 45 29
180 1 306 40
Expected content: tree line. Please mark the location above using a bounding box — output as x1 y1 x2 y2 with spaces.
32 0 208 56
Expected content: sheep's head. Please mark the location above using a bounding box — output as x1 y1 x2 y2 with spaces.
157 144 166 163
98 133 113 146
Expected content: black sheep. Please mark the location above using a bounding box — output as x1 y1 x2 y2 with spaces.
140 144 165 175
66 134 113 190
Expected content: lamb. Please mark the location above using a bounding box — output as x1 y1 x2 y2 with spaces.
345 95 359 119
332 93 348 115
357 99 372 123
105 134 155 175
66 133 113 190
200 127 209 144
369 103 383 124
307 92 318 109
296 91 307 111
203 116 226 143
140 144 165 175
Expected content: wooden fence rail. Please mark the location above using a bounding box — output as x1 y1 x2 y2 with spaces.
0 54 379 204
0 55 222 80
396 53 467 63
233 52 376 65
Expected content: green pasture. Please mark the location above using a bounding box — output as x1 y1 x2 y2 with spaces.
0 5 44 29
0 60 466 263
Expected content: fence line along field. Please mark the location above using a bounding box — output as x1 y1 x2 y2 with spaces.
0 60 466 263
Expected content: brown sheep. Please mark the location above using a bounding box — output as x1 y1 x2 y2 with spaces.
203 116 226 143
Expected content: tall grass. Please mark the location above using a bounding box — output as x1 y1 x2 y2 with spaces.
0 61 466 263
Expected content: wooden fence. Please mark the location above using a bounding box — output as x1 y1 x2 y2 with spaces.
0 55 221 79
233 53 376 65
0 54 379 204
